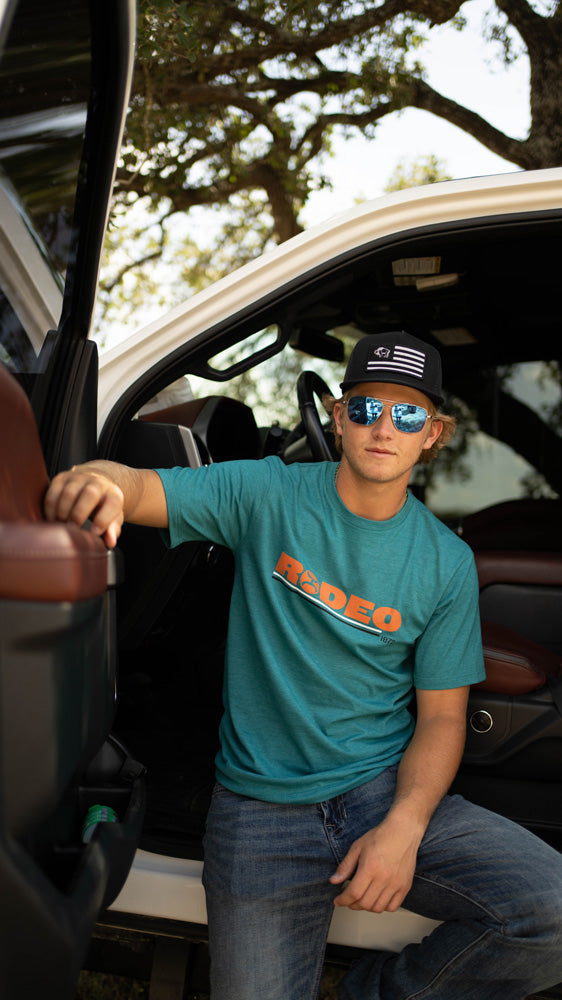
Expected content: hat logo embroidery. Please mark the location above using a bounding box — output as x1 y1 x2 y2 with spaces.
367 345 426 380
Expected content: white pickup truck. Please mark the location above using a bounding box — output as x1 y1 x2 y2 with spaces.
2 0 562 995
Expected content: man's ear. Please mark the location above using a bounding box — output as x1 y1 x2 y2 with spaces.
422 418 443 451
333 401 344 436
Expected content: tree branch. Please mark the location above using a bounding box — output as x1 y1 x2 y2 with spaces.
138 0 421 84
102 244 165 293
411 77 533 167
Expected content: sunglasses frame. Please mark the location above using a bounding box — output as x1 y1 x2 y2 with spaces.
343 395 433 434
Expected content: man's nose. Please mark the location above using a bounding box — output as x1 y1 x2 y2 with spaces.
371 405 395 434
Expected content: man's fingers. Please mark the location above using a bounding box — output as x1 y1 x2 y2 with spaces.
43 472 70 521
386 889 406 912
335 871 408 912
330 844 360 885
44 470 124 547
331 828 415 913
346 881 406 913
333 862 388 909
65 480 103 525
333 873 369 908
44 471 97 523
97 518 122 550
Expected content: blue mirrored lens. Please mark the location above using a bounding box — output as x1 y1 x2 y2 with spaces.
392 403 428 432
347 397 383 424
346 397 428 433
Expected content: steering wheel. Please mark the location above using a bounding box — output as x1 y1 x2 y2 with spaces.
296 370 338 462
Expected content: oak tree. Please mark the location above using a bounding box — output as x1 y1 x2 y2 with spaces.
117 1 561 244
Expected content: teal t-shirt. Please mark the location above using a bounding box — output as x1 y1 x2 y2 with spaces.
156 458 485 804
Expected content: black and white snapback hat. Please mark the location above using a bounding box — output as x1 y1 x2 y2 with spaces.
340 331 444 406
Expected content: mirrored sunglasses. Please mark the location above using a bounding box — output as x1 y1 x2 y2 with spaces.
345 396 432 434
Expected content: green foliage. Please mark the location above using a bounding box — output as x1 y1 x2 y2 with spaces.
119 0 432 242
384 154 452 191
482 7 525 66
95 187 277 344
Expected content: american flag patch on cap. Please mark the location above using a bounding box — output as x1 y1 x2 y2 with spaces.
366 344 426 380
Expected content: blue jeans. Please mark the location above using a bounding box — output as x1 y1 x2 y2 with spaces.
202 766 562 999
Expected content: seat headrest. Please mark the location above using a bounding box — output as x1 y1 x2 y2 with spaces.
140 395 261 462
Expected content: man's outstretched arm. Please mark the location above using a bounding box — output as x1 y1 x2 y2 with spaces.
44 460 168 548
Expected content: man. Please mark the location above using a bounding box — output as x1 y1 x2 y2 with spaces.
45 332 562 999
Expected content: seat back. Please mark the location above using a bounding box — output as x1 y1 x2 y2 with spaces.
461 499 562 656
475 551 562 656
115 395 258 647
462 498 562 551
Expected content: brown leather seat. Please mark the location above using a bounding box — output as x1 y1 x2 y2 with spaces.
476 551 562 592
474 550 562 656
462 499 562 657
462 499 562 552
0 362 108 601
478 620 562 695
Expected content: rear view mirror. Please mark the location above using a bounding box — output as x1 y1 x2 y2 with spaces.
290 327 344 362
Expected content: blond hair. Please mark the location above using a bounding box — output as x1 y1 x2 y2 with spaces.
323 391 456 465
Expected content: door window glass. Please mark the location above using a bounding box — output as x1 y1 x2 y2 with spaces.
418 362 561 521
0 0 90 373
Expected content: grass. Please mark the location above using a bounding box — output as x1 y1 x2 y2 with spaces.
75 973 148 999
74 968 562 999
74 963 346 999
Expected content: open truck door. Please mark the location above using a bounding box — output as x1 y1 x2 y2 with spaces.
0 2 144 997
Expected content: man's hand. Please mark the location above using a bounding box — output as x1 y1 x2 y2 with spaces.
44 461 169 547
330 814 421 913
329 689 470 914
44 465 126 548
